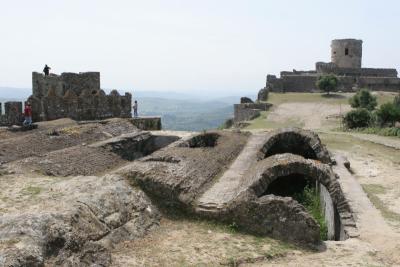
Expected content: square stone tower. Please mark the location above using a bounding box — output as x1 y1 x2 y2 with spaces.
331 39 362 68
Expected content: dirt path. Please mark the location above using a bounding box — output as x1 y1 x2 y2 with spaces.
265 102 351 130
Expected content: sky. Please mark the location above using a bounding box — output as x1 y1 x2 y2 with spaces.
0 0 399 97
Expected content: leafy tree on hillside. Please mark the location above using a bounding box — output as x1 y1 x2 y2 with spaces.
349 89 377 111
316 75 338 95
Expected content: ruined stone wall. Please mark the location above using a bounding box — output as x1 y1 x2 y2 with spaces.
331 39 362 68
319 183 336 240
29 90 132 122
0 101 23 126
32 72 100 98
233 103 271 122
30 71 131 122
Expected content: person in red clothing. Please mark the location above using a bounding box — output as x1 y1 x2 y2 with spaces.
23 102 33 126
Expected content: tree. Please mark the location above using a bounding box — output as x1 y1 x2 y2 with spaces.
316 75 338 95
349 89 378 111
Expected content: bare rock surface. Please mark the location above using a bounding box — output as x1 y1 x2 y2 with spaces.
0 174 160 266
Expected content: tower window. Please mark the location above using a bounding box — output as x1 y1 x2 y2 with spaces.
345 48 349 55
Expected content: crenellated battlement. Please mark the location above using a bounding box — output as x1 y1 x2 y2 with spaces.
28 71 131 122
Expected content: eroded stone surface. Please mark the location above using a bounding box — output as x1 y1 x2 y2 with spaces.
0 174 160 266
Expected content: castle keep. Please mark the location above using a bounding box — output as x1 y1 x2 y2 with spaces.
263 39 400 94
29 72 132 122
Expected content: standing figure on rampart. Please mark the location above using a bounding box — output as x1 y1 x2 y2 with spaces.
133 100 138 117
43 64 51 76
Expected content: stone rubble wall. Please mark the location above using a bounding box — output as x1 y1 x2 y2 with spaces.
233 103 271 122
130 117 162 130
0 101 23 126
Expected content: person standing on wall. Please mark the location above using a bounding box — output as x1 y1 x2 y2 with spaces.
133 100 138 117
43 64 51 76
23 102 33 126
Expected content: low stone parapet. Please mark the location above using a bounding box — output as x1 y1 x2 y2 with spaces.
130 117 162 130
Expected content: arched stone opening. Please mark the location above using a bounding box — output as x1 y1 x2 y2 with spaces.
262 173 315 197
248 154 353 241
258 128 331 164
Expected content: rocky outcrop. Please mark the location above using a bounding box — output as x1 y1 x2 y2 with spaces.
240 97 254 104
257 87 269 101
0 174 160 266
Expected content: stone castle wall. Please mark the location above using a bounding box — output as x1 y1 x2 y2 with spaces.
32 72 100 98
30 72 131 122
0 102 23 126
262 39 400 94
316 62 397 77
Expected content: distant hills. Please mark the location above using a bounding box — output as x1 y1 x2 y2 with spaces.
136 97 242 131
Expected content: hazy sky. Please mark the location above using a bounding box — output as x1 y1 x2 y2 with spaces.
1 0 399 96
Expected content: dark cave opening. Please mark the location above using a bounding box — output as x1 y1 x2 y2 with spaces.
262 173 315 197
263 136 318 160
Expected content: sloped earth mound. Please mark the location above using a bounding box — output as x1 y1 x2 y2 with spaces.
10 132 179 176
0 174 160 266
0 118 139 164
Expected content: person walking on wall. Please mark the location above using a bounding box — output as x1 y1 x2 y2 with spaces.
43 64 51 76
23 102 33 126
133 100 138 117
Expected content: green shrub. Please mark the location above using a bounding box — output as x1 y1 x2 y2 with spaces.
376 102 400 126
316 74 338 95
349 89 377 111
394 94 400 108
343 108 373 129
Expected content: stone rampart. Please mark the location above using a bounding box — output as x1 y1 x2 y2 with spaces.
32 72 100 98
130 117 162 130
316 62 397 77
0 101 23 126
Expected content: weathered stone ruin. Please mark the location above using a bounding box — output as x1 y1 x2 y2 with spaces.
0 102 23 126
0 72 132 127
0 124 359 265
121 127 357 245
258 39 400 98
29 72 132 122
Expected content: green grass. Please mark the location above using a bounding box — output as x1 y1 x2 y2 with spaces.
362 184 400 224
342 127 400 138
264 92 395 106
293 186 328 240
